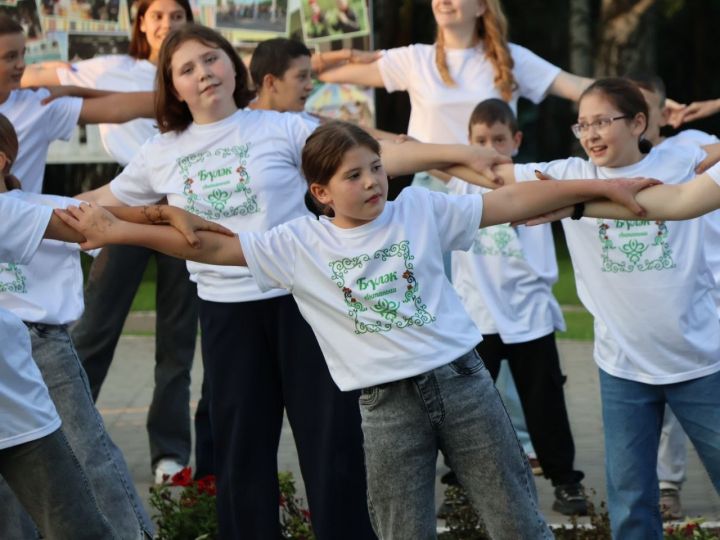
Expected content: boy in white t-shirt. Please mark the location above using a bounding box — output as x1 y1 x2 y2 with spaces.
442 99 586 516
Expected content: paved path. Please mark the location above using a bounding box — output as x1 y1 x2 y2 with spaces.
98 332 720 530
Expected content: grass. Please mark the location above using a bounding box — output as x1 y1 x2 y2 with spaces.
92 228 595 340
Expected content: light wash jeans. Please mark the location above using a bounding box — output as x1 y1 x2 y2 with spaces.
657 405 688 490
599 368 720 540
0 428 118 540
359 350 552 539
0 324 153 539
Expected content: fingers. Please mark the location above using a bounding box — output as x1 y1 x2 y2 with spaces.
208 223 235 237
183 230 201 248
534 170 556 181
481 168 503 186
54 207 78 226
696 156 717 174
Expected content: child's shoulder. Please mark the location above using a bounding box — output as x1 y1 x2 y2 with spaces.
5 189 75 209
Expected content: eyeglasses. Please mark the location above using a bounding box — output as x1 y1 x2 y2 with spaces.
571 115 630 139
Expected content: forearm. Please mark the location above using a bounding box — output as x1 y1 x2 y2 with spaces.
378 141 473 176
76 184 128 206
79 91 155 124
105 205 173 225
44 214 87 243
548 71 594 101
316 61 384 87
20 63 62 87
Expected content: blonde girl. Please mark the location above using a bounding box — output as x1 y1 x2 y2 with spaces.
58 120 655 540
22 0 199 482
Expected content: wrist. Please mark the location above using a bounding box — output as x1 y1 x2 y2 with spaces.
571 202 585 220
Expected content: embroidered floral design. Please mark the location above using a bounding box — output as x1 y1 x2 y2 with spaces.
471 224 524 259
329 241 436 334
0 264 26 293
597 219 675 273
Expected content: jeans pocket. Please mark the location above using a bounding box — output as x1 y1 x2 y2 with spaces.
359 386 382 409
27 323 71 342
448 350 484 376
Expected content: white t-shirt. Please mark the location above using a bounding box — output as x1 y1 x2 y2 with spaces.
0 191 84 324
658 130 720 315
58 55 157 166
240 187 484 391
0 196 60 449
515 145 720 384
110 108 319 302
0 89 82 193
377 43 561 144
447 178 564 343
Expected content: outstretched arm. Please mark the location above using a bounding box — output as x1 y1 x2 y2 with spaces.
78 91 155 124
21 61 65 87
56 204 246 266
480 177 659 228
316 59 385 87
547 71 594 101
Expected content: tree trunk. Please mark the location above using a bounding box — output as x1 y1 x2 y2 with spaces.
569 0 594 77
594 0 657 77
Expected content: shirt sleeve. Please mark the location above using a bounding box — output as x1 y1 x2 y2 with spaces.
109 143 163 205
239 225 298 292
57 56 115 87
705 162 720 187
510 44 562 104
423 189 483 252
285 113 319 167
377 46 416 93
41 92 82 142
0 197 52 264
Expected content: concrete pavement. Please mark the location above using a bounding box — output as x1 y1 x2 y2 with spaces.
98 327 720 530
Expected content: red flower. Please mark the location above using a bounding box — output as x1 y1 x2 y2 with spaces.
196 475 217 496
170 467 193 487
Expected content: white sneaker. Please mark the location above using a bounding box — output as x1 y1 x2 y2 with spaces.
154 458 185 485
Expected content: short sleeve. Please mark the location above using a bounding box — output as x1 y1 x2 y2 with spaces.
0 197 52 263
424 189 483 252
510 44 562 104
41 92 82 142
377 46 415 93
284 113 318 167
705 162 720 187
57 56 124 87
239 226 298 292
109 143 163 205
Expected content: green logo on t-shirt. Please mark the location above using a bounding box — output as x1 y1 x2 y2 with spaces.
328 240 436 334
471 223 524 259
178 144 259 219
598 219 675 273
0 263 26 293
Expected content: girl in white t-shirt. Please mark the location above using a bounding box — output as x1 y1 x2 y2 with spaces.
60 120 656 539
23 0 200 482
489 77 720 539
78 24 518 539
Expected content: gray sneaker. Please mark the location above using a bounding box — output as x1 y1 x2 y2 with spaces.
552 482 589 516
660 488 683 521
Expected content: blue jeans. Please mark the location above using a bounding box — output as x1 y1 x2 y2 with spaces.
0 324 153 539
360 350 552 539
0 429 118 540
599 368 720 539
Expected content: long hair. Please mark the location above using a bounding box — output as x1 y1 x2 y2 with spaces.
301 121 381 216
155 24 254 133
0 113 21 190
580 77 651 153
128 0 194 60
435 0 516 102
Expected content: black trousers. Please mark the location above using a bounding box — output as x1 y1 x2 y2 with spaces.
476 332 584 486
199 295 375 540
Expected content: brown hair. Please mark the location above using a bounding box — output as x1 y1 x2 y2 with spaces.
0 113 21 190
468 97 518 135
580 77 652 154
128 0 194 60
435 0 516 101
155 24 254 133
301 121 380 215
0 14 23 36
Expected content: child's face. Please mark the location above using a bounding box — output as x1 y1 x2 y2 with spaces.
469 121 521 158
0 32 26 95
140 0 188 58
576 92 646 168
310 145 388 229
638 87 667 146
270 55 313 112
171 39 237 121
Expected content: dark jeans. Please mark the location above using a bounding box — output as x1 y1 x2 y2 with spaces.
476 332 583 486
0 429 118 540
71 244 198 467
200 295 375 540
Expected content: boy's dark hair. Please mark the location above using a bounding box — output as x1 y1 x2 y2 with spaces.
128 0 194 60
302 121 380 216
624 72 666 106
155 24 255 133
0 15 23 36
249 38 311 88
580 77 652 154
468 98 519 136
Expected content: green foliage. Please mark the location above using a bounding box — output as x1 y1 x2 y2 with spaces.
278 472 314 539
664 520 720 540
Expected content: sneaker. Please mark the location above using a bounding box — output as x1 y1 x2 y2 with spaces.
660 488 683 521
154 458 185 485
552 482 589 516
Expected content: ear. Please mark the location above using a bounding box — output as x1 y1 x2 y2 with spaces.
631 112 647 136
262 73 278 93
139 15 147 35
512 130 523 150
309 182 332 207
476 0 486 17
659 105 671 128
0 151 9 174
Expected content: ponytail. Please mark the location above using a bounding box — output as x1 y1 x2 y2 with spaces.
638 138 652 154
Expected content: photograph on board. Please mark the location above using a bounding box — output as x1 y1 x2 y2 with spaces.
67 31 130 60
300 0 368 43
0 0 42 39
38 0 121 24
215 0 288 39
